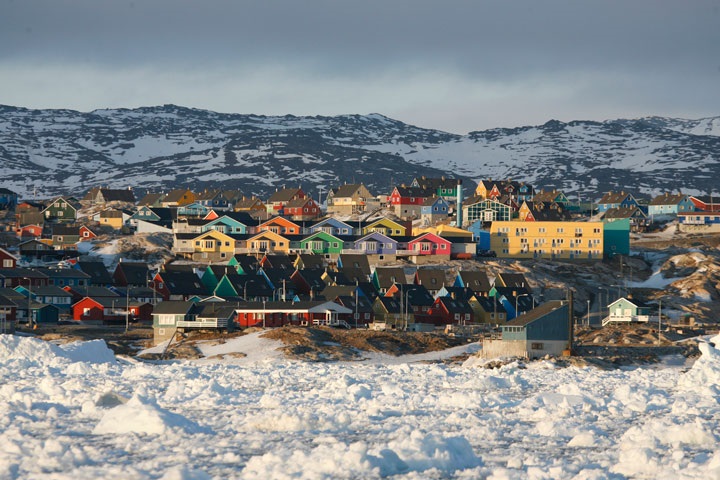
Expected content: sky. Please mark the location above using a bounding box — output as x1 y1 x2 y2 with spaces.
1 0 719 134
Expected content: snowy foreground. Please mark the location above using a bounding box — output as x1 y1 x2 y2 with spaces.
1 335 720 479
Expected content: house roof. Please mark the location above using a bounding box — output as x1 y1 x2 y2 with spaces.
36 267 91 280
261 254 295 270
503 300 567 326
100 209 124 218
284 197 316 209
77 261 114 285
137 193 164 206
52 225 81 236
292 269 327 291
598 191 634 205
415 268 447 289
338 254 371 275
393 186 432 198
459 270 492 292
602 207 647 220
413 176 459 191
375 296 402 314
373 267 407 288
320 285 358 300
152 300 196 315
649 192 688 206
114 262 150 285
158 270 207 295
388 284 435 307
297 254 325 270
435 296 473 314
268 188 304 203
331 183 372 198
495 273 529 289
334 294 373 313
474 296 507 314
162 189 193 204
98 188 136 203
0 294 17 307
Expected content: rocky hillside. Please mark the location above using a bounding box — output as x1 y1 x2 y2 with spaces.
1 104 719 199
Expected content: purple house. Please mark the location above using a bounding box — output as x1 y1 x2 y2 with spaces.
353 232 397 255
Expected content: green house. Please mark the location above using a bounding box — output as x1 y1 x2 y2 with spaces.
42 197 79 223
299 231 345 255
606 297 651 324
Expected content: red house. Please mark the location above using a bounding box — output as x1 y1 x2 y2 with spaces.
79 225 99 241
389 186 432 219
282 197 321 221
72 297 153 322
267 187 307 213
0 248 18 269
234 300 352 328
427 296 474 326
408 232 452 256
17 224 43 239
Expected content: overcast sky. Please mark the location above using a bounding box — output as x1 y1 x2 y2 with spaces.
1 0 719 133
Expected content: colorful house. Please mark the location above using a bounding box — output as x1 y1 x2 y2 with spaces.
482 300 572 359
388 186 432 219
0 188 18 210
282 197 322 221
42 197 79 223
352 232 397 257
596 191 640 213
173 229 239 262
246 231 291 255
648 193 695 216
490 220 604 260
258 216 302 235
308 217 354 236
411 176 461 201
326 183 376 214
161 189 195 207
407 232 452 258
266 187 307 214
463 196 513 224
298 231 345 255
362 218 408 237
420 196 449 225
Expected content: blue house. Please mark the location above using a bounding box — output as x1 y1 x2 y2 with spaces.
0 188 18 210
177 202 210 217
420 196 449 224
308 217 354 236
203 215 250 235
482 300 571 359
648 193 695 217
596 191 639 213
352 232 398 256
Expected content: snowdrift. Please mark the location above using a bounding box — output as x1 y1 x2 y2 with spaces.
0 335 117 367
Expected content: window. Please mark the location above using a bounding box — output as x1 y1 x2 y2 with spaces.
531 342 544 350
2 260 12 268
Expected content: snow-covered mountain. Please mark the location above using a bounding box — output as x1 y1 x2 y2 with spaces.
1 104 718 200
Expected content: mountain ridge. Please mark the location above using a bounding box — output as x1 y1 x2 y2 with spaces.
1 104 718 200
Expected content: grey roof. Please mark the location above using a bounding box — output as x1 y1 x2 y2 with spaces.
503 300 567 327
151 300 196 315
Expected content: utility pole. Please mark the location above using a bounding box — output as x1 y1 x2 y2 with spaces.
125 288 130 332
658 299 662 344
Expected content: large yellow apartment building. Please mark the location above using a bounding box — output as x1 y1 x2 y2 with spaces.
490 221 604 260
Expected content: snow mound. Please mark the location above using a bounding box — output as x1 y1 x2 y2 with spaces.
93 394 205 435
0 335 116 367
242 432 481 479
678 334 720 394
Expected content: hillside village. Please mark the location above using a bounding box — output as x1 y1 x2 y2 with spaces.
0 178 718 359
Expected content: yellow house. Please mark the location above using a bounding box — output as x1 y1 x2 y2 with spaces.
490 220 604 260
362 218 407 237
99 209 125 230
246 230 290 255
174 229 237 261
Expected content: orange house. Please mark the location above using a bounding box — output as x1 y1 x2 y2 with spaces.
258 216 302 235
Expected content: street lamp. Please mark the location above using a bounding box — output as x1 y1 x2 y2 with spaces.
586 299 591 326
515 293 529 318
